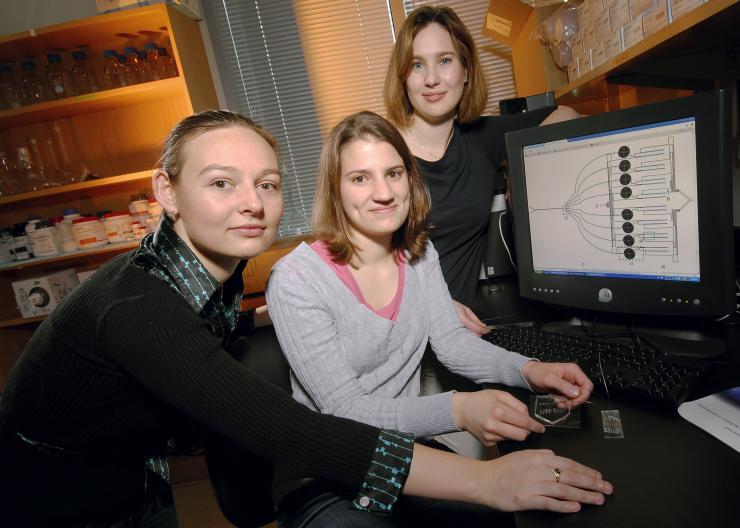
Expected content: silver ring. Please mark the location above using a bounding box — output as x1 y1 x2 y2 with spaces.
552 467 561 483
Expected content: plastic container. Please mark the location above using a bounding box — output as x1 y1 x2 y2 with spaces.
30 219 61 257
102 211 134 243
46 53 76 99
71 50 100 94
57 208 82 252
102 49 125 89
19 59 47 105
157 47 178 78
129 197 148 215
11 223 32 261
72 216 108 249
0 228 13 263
131 220 147 240
143 43 162 81
25 216 44 257
0 64 20 110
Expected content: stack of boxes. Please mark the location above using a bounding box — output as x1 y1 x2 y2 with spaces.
567 0 707 83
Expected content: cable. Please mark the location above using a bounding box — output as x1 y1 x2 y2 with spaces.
498 210 517 273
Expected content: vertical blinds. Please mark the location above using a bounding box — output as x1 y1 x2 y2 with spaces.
402 0 516 116
200 0 516 237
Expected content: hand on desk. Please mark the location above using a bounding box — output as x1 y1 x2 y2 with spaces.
453 389 545 445
452 299 490 336
479 449 613 513
522 360 594 407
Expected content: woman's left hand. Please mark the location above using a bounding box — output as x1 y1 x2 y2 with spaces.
521 361 593 406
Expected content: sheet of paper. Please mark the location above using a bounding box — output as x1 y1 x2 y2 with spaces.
678 386 740 453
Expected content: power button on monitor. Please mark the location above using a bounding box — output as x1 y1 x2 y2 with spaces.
598 288 613 303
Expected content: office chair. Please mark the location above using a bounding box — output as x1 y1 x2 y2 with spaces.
203 324 291 528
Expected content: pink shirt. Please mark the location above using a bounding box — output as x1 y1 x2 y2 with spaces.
310 240 405 321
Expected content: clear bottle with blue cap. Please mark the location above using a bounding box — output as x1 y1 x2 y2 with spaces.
19 59 47 105
102 49 125 89
46 53 76 99
71 51 100 94
0 64 20 110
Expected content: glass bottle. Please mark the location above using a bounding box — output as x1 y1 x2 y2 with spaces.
102 49 125 89
143 43 161 81
157 47 178 78
0 151 16 196
19 59 47 106
51 121 85 184
46 53 76 99
71 51 100 94
28 137 50 188
123 47 145 85
137 51 154 82
0 64 21 110
118 54 136 86
14 146 45 191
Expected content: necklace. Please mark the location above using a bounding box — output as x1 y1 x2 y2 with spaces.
408 125 454 161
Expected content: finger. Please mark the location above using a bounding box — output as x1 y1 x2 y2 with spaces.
554 467 614 495
549 456 604 481
527 495 581 513
546 373 582 399
541 482 606 506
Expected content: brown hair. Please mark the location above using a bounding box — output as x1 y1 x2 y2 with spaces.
384 5 487 128
156 109 279 183
313 111 430 264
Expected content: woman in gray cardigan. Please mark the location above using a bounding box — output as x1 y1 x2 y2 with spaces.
267 111 610 528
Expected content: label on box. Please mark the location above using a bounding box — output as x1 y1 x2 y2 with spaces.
643 0 671 36
630 0 656 18
623 14 645 49
593 11 612 40
486 13 513 37
610 0 632 28
590 42 607 69
604 29 624 58
671 0 705 20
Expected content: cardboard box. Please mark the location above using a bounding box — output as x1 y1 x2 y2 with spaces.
622 13 645 49
95 0 201 20
590 42 607 69
604 29 625 58
482 0 568 96
13 269 79 318
630 0 657 18
567 58 580 83
482 0 533 46
610 0 632 28
670 0 704 20
593 11 612 41
643 0 672 36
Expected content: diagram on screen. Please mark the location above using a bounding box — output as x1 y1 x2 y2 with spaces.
550 137 690 263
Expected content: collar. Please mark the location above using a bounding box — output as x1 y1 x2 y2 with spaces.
132 216 246 315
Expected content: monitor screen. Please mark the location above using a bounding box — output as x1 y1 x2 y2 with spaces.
506 90 734 317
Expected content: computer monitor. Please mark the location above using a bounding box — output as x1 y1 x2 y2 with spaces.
505 90 735 356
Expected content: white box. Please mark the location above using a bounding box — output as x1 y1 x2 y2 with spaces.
643 0 672 36
670 0 704 20
95 0 201 20
593 11 612 41
13 269 80 318
590 42 607 69
622 14 645 49
604 29 625 58
630 0 656 18
610 0 632 28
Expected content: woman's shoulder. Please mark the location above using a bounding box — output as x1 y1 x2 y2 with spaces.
269 242 328 285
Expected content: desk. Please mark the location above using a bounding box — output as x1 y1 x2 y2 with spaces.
498 363 740 527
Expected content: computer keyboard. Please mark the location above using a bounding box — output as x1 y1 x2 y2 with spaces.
484 324 708 406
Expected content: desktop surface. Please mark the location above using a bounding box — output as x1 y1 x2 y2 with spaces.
497 362 740 528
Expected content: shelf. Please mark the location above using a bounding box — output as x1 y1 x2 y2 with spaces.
0 239 139 273
0 170 152 206
0 77 185 129
0 315 45 329
555 0 740 104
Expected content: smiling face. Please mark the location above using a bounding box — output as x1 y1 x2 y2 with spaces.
405 22 467 125
157 125 283 280
339 137 410 246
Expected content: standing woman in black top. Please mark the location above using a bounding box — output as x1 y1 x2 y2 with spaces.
0 110 611 526
385 5 580 327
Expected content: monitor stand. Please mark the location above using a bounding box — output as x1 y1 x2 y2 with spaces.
542 315 726 359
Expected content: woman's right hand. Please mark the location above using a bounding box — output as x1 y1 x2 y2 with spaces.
475 449 613 513
452 389 545 445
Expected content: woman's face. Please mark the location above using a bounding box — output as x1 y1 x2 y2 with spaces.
169 126 283 279
339 138 410 245
405 22 467 125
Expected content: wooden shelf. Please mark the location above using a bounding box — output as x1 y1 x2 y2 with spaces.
0 315 45 329
0 239 139 273
0 170 151 206
555 0 740 104
0 77 185 129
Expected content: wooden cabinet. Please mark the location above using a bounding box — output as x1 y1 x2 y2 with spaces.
0 4 218 387
537 0 739 112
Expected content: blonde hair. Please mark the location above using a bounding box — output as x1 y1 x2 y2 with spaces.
384 5 488 128
156 110 278 183
313 111 430 264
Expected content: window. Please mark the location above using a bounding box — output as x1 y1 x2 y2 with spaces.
201 0 516 238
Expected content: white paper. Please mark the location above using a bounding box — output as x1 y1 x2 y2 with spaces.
678 387 740 453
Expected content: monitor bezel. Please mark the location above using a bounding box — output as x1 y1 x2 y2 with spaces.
505 90 735 317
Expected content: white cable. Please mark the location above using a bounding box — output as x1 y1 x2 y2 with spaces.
498 210 517 273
